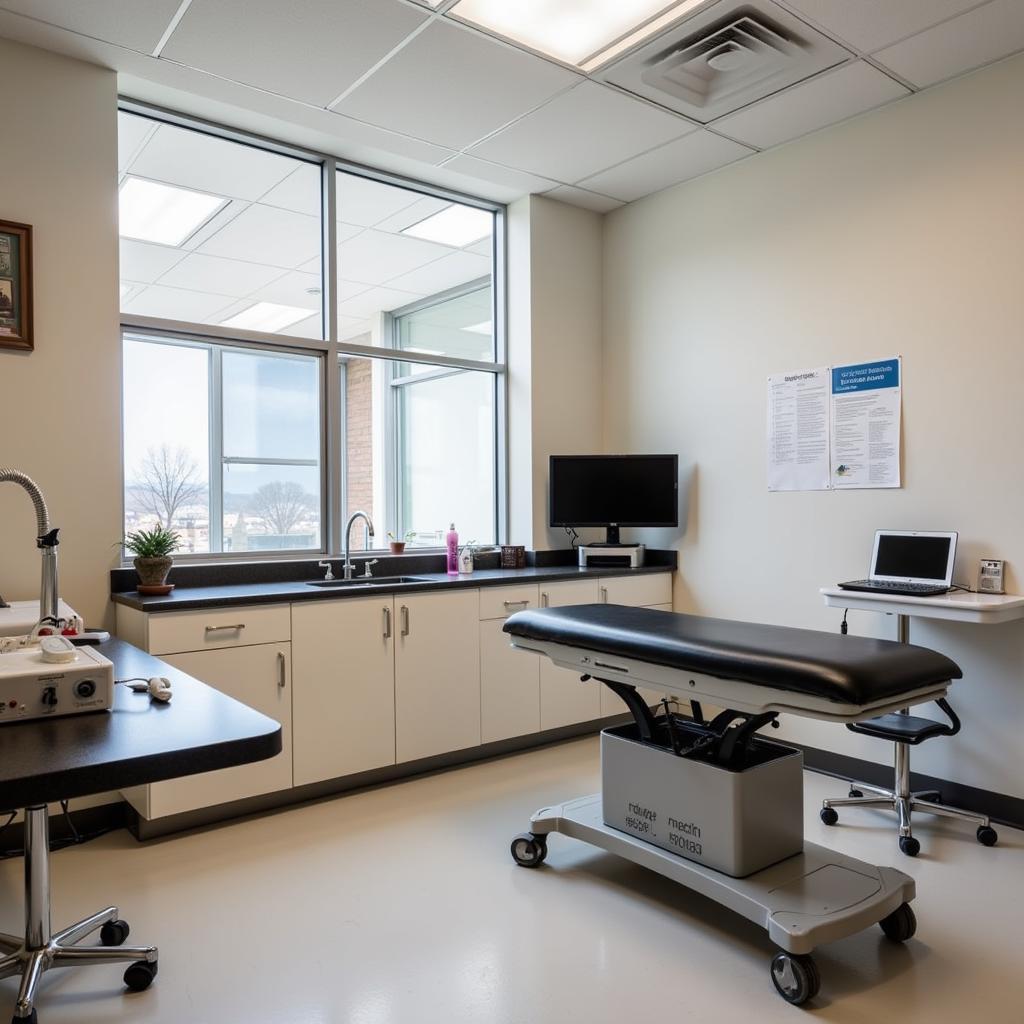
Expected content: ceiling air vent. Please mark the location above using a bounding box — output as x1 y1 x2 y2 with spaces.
595 0 851 123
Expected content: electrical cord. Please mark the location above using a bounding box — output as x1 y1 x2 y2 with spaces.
563 526 580 550
0 805 115 860
840 608 848 635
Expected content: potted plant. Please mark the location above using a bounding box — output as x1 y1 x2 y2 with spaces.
387 530 414 555
124 525 181 595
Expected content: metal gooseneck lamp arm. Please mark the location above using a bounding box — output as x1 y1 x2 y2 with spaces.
0 468 59 622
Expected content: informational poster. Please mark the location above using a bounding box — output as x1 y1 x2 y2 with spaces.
767 367 831 491
830 357 902 489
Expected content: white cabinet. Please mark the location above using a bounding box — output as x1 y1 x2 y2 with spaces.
291 597 396 786
395 590 480 762
145 642 292 818
480 585 540 743
538 579 603 729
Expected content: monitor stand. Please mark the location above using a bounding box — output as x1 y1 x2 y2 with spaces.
587 526 642 547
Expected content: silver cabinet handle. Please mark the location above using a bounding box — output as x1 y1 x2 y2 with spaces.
205 623 246 633
599 587 608 603
383 605 392 640
277 651 286 689
540 592 549 608
400 604 409 637
503 599 529 609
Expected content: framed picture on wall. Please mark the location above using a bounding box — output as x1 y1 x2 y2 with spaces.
0 220 33 352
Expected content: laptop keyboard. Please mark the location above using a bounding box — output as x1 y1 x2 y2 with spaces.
839 580 949 595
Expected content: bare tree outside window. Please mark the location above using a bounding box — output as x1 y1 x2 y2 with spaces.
134 445 204 528
250 481 314 536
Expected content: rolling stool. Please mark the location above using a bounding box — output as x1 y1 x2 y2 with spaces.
820 697 998 856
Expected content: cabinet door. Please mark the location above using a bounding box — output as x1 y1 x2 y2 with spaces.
480 598 540 743
292 597 396 786
150 643 292 818
538 579 603 729
395 590 480 762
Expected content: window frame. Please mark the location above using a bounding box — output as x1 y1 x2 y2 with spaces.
118 97 507 561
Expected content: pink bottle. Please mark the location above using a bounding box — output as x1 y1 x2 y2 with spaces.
446 523 459 576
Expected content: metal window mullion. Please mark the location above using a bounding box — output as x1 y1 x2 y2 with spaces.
493 206 508 545
325 157 342 557
221 457 319 467
209 347 224 553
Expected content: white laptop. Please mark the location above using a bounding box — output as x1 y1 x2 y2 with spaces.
838 530 958 596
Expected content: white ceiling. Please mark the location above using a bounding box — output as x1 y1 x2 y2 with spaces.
2 0 1024 212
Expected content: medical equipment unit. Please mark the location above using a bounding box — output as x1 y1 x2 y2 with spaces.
503 604 962 1005
549 454 678 567
977 558 1005 594
0 641 114 722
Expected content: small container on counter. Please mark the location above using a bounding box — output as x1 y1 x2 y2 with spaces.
446 523 459 576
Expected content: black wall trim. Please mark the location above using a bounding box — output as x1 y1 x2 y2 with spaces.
800 743 1024 830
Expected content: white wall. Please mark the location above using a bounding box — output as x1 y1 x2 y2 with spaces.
0 40 120 628
603 54 1024 798
508 195 604 549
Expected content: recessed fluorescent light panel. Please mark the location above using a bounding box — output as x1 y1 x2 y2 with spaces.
449 0 711 67
402 204 492 247
221 302 311 333
118 176 226 246
463 321 492 335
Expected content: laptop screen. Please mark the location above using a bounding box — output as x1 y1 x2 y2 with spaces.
873 533 954 582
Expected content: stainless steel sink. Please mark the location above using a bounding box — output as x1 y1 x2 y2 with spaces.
307 575 429 588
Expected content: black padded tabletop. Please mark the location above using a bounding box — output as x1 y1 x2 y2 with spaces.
504 605 962 706
0 638 282 808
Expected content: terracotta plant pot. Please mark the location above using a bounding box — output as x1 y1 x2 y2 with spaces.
389 542 406 555
134 555 173 595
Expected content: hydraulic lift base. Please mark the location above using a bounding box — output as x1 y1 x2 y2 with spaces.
511 794 917 1005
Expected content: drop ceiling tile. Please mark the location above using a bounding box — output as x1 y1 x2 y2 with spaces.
289 315 323 340
199 205 321 268
337 279 372 302
542 186 625 213
713 62 909 149
118 111 156 174
386 251 491 295
337 173 428 228
253 270 324 309
469 82 694 183
0 0 184 52
336 19 580 150
579 131 752 202
874 0 1024 87
337 229 453 287
441 155 558 196
123 284 236 321
260 163 323 216
130 123 299 200
780 0 984 54
373 195 452 234
119 239 187 283
466 237 494 256
338 316 373 341
161 0 428 106
338 286 423 319
158 253 286 297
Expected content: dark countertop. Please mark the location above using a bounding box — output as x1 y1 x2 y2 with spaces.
0 638 282 807
112 563 675 613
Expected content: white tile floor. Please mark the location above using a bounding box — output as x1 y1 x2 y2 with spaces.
1 736 1022 1023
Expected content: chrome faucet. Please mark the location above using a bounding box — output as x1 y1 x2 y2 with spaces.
0 469 59 623
317 560 335 582
343 511 375 581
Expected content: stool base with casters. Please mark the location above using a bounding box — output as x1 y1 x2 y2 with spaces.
821 697 998 856
0 806 158 1023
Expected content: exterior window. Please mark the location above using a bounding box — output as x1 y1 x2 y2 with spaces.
119 106 504 558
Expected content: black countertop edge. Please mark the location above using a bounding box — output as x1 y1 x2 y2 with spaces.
111 559 678 613
110 547 678 593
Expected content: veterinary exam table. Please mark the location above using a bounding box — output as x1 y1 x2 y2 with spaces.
503 605 962 1006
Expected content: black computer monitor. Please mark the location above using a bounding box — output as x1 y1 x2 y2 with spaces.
549 454 678 545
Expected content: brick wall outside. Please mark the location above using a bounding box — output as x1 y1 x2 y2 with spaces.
345 357 374 522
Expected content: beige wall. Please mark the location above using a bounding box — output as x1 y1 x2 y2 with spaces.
603 54 1024 797
0 39 120 628
507 195 604 549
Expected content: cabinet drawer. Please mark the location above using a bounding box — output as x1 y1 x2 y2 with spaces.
148 604 291 655
479 584 540 620
599 574 672 608
538 579 601 608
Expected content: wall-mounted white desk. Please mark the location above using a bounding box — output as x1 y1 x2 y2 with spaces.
820 587 1024 627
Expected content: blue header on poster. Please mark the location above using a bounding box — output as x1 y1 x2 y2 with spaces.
831 359 899 395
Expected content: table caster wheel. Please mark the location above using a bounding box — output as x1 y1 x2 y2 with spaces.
848 788 863 798
820 807 838 826
510 833 547 868
879 902 917 942
899 835 920 857
977 825 998 847
100 919 130 946
124 959 158 992
770 952 820 1006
